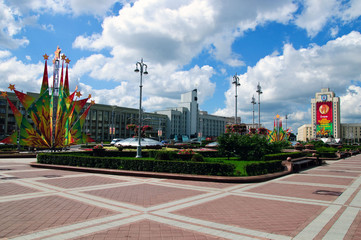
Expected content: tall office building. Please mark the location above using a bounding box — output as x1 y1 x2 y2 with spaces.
311 88 340 139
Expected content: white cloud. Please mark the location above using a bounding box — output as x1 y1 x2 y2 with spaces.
340 85 361 122
0 50 12 59
295 0 361 38
295 0 339 38
74 0 298 66
0 0 29 48
0 56 43 92
214 31 361 130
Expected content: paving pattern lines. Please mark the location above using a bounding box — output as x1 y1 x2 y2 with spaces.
1 156 361 239
0 195 118 239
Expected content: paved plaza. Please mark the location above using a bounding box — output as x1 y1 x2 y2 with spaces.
0 155 360 239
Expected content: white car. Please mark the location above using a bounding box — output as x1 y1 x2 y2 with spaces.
114 138 163 147
110 138 123 145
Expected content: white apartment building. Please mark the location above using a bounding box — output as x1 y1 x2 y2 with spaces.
297 124 313 142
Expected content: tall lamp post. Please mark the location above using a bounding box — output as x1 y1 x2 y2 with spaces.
232 73 241 124
251 95 256 128
134 58 148 158
256 82 262 129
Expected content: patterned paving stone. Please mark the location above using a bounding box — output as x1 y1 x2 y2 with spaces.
74 219 226 240
163 179 238 189
37 175 127 189
0 182 40 196
246 182 344 201
0 195 117 239
8 169 85 178
1 156 361 239
173 195 325 237
305 169 360 177
345 210 361 240
280 174 354 185
84 183 206 207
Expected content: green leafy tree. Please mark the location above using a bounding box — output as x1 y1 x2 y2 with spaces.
218 133 286 161
217 133 239 160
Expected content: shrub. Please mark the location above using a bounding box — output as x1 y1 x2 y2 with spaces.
218 133 288 161
245 160 284 176
36 153 235 176
154 151 177 160
191 153 204 162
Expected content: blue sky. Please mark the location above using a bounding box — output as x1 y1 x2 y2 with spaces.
1 0 361 133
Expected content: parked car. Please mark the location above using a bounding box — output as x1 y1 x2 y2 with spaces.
114 138 163 148
205 141 219 148
110 138 123 145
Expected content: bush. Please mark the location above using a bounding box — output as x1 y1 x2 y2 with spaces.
316 146 337 153
245 160 284 176
37 152 235 176
153 151 178 160
191 153 204 162
218 133 276 161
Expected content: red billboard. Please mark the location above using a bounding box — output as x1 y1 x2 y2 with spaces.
316 101 333 137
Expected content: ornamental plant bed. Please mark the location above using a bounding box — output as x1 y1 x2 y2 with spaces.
37 152 235 176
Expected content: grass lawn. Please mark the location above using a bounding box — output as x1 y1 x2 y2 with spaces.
205 157 261 176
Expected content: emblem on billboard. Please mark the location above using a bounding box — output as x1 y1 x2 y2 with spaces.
321 94 327 101
319 104 330 115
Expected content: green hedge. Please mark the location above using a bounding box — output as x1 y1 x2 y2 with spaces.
37 153 235 176
264 152 306 161
245 160 284 176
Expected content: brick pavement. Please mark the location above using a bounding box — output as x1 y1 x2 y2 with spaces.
0 155 360 239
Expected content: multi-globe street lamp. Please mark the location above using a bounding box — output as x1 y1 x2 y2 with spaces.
232 73 241 124
134 58 148 158
251 95 256 128
256 82 262 129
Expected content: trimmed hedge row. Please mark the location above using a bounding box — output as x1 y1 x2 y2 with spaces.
37 153 235 176
245 160 284 176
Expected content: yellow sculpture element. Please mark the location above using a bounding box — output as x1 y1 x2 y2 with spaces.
43 54 49 60
54 46 61 60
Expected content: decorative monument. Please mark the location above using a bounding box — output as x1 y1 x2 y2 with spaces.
268 114 290 142
0 47 94 148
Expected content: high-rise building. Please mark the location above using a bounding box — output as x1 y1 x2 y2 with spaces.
311 88 341 139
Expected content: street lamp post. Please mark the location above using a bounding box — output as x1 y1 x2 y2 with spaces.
256 82 262 129
232 73 241 124
111 106 116 140
134 58 148 158
251 95 256 128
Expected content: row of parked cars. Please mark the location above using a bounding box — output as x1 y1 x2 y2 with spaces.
110 138 218 148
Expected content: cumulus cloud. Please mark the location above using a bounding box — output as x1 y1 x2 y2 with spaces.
295 0 361 38
0 56 44 92
340 85 361 122
73 0 298 66
0 0 29 48
214 31 361 130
